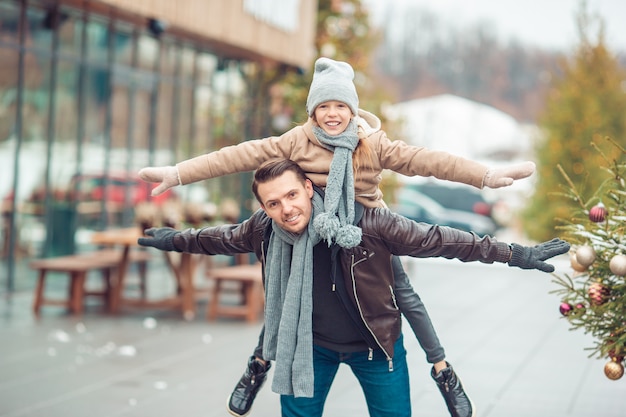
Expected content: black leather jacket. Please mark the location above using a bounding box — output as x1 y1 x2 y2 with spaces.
172 204 511 363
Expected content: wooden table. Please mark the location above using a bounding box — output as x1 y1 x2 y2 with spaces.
91 227 198 320
205 263 264 323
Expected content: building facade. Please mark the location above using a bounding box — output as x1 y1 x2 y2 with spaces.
0 0 318 292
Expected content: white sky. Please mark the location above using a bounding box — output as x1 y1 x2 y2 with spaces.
364 0 626 52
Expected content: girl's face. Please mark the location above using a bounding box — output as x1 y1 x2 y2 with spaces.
313 101 353 136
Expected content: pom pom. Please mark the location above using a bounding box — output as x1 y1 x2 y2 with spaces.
313 212 340 244
335 225 362 248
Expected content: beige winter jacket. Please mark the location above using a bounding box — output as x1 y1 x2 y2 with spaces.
176 109 489 208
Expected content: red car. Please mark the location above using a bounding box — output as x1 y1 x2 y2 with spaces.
70 173 174 207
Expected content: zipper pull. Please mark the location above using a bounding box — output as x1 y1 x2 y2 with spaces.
368 348 373 360
331 283 335 291
388 359 394 372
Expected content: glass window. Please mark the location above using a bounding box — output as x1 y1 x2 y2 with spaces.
174 82 192 161
196 53 217 84
171 46 194 162
55 58 79 143
110 80 130 148
81 65 110 146
58 9 82 58
159 38 176 77
113 23 135 67
129 88 152 161
0 2 20 145
0 46 18 144
0 42 18 218
192 83 213 151
85 17 109 62
156 76 174 153
136 35 158 71
2 0 265 265
21 51 51 142
192 52 217 153
180 45 195 76
27 6 52 52
0 2 20 46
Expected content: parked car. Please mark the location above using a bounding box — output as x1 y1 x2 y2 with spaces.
392 187 497 236
69 173 174 208
62 173 178 228
403 180 495 219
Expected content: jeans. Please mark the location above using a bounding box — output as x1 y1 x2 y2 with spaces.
253 257 445 364
280 335 411 417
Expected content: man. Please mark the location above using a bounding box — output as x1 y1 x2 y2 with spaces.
139 56 535 417
138 158 569 417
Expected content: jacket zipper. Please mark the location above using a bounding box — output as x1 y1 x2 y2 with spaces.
351 253 394 372
389 285 399 309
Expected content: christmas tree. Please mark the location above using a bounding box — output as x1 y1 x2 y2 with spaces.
521 8 626 242
551 137 626 381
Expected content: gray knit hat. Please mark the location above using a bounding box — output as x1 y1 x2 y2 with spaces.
306 57 359 117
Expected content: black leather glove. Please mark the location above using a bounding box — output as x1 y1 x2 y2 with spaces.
508 238 570 273
137 227 181 252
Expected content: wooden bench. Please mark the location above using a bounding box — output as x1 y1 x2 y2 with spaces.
30 249 151 316
205 263 264 323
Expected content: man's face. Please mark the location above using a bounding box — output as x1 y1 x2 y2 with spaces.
314 100 352 136
257 171 314 234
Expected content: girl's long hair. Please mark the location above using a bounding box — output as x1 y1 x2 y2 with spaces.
353 125 374 176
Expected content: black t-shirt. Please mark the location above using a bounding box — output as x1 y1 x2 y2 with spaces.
311 242 370 352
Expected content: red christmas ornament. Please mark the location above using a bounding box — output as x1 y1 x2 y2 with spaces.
588 282 609 306
575 303 586 314
589 203 608 222
559 302 573 316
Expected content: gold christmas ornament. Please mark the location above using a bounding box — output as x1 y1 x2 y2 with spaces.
588 282 609 306
604 359 624 380
575 246 596 267
609 254 626 276
570 253 588 272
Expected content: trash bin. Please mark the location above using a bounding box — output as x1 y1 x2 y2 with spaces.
44 203 76 256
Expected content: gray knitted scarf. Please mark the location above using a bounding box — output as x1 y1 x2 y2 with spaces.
263 192 324 398
312 118 362 248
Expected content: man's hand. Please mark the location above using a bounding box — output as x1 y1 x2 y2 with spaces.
137 227 181 252
483 161 536 188
138 166 180 196
508 238 570 273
